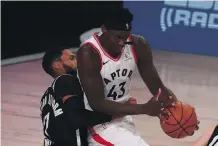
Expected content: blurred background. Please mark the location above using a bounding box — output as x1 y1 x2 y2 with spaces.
2 1 218 61
1 1 218 146
2 1 123 60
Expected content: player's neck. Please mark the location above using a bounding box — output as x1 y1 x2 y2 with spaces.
98 35 121 58
52 71 64 79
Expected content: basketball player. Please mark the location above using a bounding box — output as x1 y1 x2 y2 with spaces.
77 8 199 145
192 123 218 146
40 49 115 146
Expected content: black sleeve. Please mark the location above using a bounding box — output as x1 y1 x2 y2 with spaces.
207 125 218 146
53 75 83 100
64 95 112 128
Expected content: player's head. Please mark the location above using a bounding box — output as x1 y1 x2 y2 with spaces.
101 8 133 54
42 49 77 77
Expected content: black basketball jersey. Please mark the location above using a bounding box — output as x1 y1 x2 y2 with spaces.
40 74 112 146
207 125 218 146
40 74 82 146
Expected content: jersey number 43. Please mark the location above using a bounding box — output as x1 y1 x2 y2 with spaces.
107 81 126 100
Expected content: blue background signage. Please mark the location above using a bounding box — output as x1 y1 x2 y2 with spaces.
124 1 218 56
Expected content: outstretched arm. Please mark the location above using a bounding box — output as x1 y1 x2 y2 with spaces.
133 35 177 105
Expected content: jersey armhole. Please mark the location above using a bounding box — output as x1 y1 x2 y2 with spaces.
83 42 103 70
129 35 137 64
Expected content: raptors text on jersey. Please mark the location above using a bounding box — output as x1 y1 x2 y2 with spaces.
79 32 137 111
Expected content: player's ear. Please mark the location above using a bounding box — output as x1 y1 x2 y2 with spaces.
101 25 107 33
52 61 62 70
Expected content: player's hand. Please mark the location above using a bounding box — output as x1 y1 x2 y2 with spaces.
143 88 171 117
157 88 177 109
190 117 200 136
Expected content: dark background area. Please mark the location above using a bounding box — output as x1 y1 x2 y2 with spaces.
1 1 123 59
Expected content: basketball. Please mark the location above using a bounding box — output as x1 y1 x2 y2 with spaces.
160 101 198 139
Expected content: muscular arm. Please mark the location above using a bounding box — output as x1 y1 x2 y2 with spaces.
77 45 146 116
133 35 177 100
63 95 112 128
54 75 112 128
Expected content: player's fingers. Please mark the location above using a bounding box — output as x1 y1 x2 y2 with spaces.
195 125 199 130
161 102 173 109
194 120 200 131
190 131 195 136
158 114 165 123
160 109 169 118
157 108 164 121
155 88 162 101
168 96 176 106
159 111 171 123
163 101 176 108
171 102 176 107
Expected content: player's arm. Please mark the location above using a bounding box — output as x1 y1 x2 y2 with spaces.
63 95 113 128
133 35 177 104
54 75 112 128
77 44 150 116
192 124 218 146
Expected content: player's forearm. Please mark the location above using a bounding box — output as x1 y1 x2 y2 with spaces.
64 96 112 128
153 79 177 100
90 100 144 116
80 110 112 126
67 110 112 128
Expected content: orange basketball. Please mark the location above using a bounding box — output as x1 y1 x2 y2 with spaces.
160 101 198 138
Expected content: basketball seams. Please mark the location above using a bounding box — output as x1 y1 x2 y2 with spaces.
165 124 196 135
178 102 190 138
165 102 189 137
178 105 195 137
163 102 196 138
163 102 183 126
164 102 182 125
178 124 196 138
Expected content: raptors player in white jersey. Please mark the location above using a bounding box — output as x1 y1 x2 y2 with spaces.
77 8 198 145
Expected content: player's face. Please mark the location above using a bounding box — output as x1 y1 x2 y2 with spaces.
107 30 130 54
60 49 77 74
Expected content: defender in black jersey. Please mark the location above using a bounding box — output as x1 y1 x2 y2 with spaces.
40 48 113 146
193 123 218 146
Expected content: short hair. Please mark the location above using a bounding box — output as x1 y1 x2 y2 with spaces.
42 49 63 76
102 8 133 31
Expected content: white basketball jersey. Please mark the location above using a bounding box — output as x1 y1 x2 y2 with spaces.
80 32 137 110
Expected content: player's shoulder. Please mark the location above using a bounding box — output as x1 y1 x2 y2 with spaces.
131 34 152 57
53 74 74 83
52 74 76 90
131 34 148 45
78 42 99 58
77 41 101 68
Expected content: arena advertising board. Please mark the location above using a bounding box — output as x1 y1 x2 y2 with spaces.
124 0 218 56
